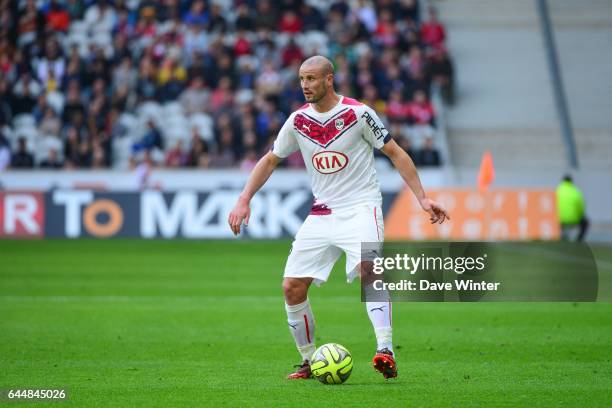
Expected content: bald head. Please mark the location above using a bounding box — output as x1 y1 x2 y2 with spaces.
300 56 334 76
299 56 336 105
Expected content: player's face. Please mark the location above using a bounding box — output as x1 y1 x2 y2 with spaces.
299 66 331 103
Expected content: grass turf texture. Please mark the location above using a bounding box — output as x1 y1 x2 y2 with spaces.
1 240 611 407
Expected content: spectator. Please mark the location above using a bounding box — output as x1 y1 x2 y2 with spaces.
32 94 50 124
157 55 187 101
184 23 209 58
300 3 325 31
165 140 187 167
112 56 138 93
417 137 441 167
66 0 85 21
374 9 399 47
388 123 418 164
0 0 455 171
11 137 34 168
39 107 61 136
40 147 63 169
45 1 70 33
62 46 85 89
361 84 386 115
279 10 302 34
399 0 420 22
209 128 236 168
132 119 162 154
77 138 92 167
136 56 158 101
234 4 255 32
326 9 346 43
353 0 378 33
179 76 209 115
12 73 41 115
233 30 252 57
208 3 228 34
182 0 208 27
186 132 209 168
255 0 278 31
106 108 127 140
239 149 258 172
91 140 107 168
209 76 234 114
556 175 589 241
62 83 86 123
386 89 409 124
420 6 446 48
406 90 435 140
236 58 256 90
0 87 11 128
135 149 155 190
17 0 44 49
0 132 10 171
63 126 80 165
428 46 455 105
281 38 305 68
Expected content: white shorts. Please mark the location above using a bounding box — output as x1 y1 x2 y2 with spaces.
283 203 384 286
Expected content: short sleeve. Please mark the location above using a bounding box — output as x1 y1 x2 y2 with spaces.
361 106 391 149
271 115 299 158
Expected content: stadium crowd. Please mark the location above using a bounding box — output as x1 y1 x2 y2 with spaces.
0 0 453 171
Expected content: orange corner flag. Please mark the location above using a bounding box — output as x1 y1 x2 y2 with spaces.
478 151 495 191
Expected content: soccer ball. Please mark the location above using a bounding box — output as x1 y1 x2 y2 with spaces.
310 343 353 384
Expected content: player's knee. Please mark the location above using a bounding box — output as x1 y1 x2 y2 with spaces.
282 278 308 304
359 261 376 284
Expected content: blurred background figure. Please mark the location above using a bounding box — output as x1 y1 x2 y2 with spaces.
0 131 10 171
556 175 589 241
11 137 34 168
40 147 63 169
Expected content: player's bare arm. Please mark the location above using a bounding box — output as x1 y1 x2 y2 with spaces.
228 151 281 235
381 139 450 224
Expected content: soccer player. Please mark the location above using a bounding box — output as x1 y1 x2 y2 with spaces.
228 56 450 380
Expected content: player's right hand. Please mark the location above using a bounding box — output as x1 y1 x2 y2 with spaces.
228 198 251 236
419 197 450 224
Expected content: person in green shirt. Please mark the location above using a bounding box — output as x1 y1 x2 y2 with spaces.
556 175 589 241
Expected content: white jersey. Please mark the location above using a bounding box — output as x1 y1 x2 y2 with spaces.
272 96 390 213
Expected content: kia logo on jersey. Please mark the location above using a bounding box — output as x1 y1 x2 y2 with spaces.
312 151 349 174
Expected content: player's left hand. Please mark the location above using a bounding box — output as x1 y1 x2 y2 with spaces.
419 197 450 224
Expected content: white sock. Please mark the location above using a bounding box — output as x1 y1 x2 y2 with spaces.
366 301 393 353
285 299 316 362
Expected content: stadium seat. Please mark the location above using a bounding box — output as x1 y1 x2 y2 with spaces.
119 113 139 133
12 127 39 151
235 89 254 105
12 114 36 129
189 113 214 142
137 101 163 121
302 31 329 55
35 135 63 163
46 91 65 115
92 32 112 47
162 101 184 117
68 20 88 36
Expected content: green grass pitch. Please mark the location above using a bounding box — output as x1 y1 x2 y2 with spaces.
1 240 611 406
